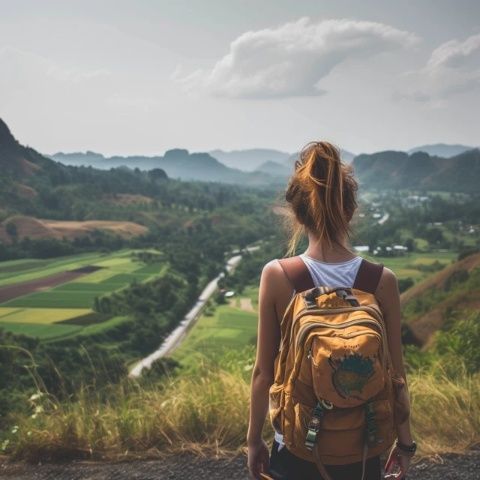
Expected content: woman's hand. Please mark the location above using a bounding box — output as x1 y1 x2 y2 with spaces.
247 438 271 480
384 445 413 479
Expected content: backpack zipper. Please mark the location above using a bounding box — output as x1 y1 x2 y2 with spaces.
295 318 383 351
306 330 381 362
288 304 384 343
295 317 389 371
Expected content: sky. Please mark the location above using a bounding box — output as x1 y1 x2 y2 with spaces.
0 0 479 156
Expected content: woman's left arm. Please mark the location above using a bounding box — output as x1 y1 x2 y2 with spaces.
247 260 282 444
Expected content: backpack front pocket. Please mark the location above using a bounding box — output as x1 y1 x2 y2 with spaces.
310 329 386 407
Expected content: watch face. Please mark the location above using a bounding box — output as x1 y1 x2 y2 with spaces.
397 440 416 452
397 441 417 453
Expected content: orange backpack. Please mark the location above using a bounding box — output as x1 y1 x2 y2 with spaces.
269 256 402 480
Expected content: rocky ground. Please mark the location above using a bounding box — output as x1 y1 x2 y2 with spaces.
1 449 479 480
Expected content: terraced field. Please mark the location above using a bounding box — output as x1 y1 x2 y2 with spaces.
0 249 167 340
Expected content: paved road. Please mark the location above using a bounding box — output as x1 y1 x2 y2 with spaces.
378 212 390 225
129 244 260 377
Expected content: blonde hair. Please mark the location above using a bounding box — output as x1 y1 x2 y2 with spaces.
281 141 358 257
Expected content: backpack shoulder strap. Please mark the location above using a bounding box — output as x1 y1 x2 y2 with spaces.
277 255 315 293
352 258 384 294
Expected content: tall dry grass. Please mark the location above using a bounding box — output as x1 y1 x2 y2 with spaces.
408 363 480 454
5 349 261 461
4 349 479 461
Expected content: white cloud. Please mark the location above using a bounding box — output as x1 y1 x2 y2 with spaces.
401 33 480 102
174 17 418 99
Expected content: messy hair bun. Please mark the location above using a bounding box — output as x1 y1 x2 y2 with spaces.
283 141 358 256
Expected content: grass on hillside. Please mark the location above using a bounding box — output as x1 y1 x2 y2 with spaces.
2 347 479 462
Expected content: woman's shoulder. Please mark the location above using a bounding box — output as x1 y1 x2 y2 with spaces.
261 258 294 291
374 264 399 303
261 258 287 279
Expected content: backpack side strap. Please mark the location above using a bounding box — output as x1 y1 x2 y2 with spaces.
352 258 384 294
277 256 315 293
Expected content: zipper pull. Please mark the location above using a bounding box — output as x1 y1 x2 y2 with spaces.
307 347 312 360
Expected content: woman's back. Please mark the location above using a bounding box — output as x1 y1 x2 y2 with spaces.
274 252 364 449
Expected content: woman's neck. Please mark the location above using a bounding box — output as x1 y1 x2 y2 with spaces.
303 234 356 263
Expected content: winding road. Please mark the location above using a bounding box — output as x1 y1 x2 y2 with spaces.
128 244 260 377
378 212 390 225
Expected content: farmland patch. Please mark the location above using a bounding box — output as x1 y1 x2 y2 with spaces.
0 267 104 303
0 308 92 325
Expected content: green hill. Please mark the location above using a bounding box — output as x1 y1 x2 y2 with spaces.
401 252 480 345
352 149 480 193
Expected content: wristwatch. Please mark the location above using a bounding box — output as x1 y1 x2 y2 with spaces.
395 439 417 455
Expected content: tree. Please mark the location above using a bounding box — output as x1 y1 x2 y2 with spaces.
5 222 17 239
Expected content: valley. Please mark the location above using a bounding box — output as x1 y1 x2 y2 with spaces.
0 116 479 468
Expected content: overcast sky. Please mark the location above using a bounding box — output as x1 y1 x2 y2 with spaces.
1 0 479 156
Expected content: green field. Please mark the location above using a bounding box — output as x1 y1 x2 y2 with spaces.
0 307 91 324
0 250 166 340
0 252 107 287
171 287 258 369
363 251 456 280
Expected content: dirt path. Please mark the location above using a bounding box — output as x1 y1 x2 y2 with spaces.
1 449 479 480
239 297 255 312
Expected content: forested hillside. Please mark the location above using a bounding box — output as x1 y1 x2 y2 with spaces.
0 118 278 260
352 149 480 193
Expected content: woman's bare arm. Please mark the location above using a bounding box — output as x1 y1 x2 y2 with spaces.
246 259 292 445
375 266 414 445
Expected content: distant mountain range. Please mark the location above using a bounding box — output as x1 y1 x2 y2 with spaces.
352 149 480 193
51 144 480 193
2 116 479 192
51 147 357 183
51 150 286 185
207 148 290 171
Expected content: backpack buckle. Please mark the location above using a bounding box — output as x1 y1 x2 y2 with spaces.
335 288 360 307
304 400 332 450
304 287 321 308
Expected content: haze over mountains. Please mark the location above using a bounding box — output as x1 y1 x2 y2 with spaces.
207 149 290 171
1 116 479 193
51 149 283 185
408 144 475 158
51 147 356 178
50 141 480 193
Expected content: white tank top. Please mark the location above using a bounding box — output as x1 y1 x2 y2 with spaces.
273 253 363 449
